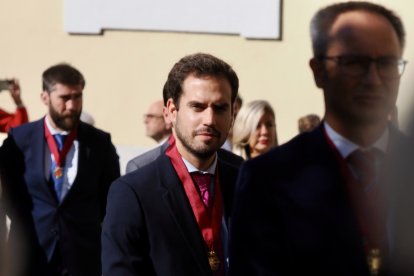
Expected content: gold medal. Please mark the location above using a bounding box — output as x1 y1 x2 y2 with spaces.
208 250 220 272
54 166 63 179
367 248 381 276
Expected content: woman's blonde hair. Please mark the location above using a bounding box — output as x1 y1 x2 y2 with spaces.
231 100 277 159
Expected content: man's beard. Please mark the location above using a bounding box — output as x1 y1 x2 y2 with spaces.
49 106 81 131
174 120 222 161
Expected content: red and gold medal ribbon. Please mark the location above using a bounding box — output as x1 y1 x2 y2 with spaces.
165 140 223 262
323 127 387 275
44 120 77 169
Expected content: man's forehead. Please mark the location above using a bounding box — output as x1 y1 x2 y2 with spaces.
326 10 402 55
330 10 396 39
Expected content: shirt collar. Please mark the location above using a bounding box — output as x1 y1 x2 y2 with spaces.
182 154 217 175
324 121 388 159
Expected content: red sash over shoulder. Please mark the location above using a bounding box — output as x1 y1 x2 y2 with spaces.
166 139 223 273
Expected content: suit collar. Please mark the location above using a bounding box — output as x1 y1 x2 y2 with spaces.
303 124 410 264
155 154 211 274
182 155 217 174
156 152 237 274
60 122 93 205
290 126 367 257
36 119 91 206
324 121 389 158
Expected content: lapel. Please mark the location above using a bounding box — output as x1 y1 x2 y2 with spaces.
156 153 211 274
26 119 58 205
299 126 367 264
216 151 238 222
60 122 90 205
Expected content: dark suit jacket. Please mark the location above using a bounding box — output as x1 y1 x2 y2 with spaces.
125 141 169 173
0 118 120 276
229 124 414 276
0 170 6 272
102 149 243 276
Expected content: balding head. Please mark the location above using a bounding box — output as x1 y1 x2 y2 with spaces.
144 100 172 143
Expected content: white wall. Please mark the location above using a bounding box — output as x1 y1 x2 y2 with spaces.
1 0 414 152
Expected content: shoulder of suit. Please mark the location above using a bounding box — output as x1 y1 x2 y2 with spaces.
119 157 166 188
127 146 163 168
9 119 110 139
243 126 326 170
78 121 111 138
217 149 244 168
6 118 42 141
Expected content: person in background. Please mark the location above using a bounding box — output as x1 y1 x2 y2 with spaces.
0 63 120 276
231 100 278 159
80 110 95 126
144 100 172 144
125 100 172 173
230 2 414 275
222 95 242 151
102 53 243 276
0 79 29 133
298 113 321 133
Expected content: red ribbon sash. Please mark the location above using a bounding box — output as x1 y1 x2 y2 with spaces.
44 120 77 168
165 140 223 252
323 128 386 254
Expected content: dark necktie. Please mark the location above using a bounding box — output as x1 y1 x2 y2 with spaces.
51 134 67 201
347 149 379 191
347 148 386 273
191 172 212 208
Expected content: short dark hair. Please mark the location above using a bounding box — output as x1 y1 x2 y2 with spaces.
310 1 405 57
42 63 86 92
162 53 239 108
298 114 321 133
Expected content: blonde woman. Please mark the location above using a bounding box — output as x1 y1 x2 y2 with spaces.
232 100 278 159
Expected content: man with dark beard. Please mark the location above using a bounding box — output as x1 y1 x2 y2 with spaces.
102 53 243 276
0 63 120 276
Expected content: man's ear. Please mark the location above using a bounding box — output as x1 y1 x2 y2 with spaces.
40 91 49 106
309 57 326 88
231 109 236 128
162 106 173 130
166 98 177 124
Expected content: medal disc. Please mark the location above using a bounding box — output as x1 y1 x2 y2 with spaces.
54 167 63 179
367 248 381 275
208 251 220 272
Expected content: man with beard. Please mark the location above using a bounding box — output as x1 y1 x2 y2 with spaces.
230 2 414 275
102 53 243 276
0 63 120 276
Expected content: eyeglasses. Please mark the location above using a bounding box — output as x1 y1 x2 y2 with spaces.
143 114 163 120
319 55 408 79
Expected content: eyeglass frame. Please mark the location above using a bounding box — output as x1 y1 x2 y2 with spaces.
317 55 408 79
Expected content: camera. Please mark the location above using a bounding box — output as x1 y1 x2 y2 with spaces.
0 79 12 92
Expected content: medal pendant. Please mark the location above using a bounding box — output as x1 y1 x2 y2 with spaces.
208 250 220 272
367 248 381 276
54 167 63 179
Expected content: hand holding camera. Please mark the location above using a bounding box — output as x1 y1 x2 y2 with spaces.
0 79 12 92
0 79 23 107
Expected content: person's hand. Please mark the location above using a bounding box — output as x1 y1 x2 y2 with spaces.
9 78 23 107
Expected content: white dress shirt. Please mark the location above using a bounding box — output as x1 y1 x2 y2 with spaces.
44 117 79 200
